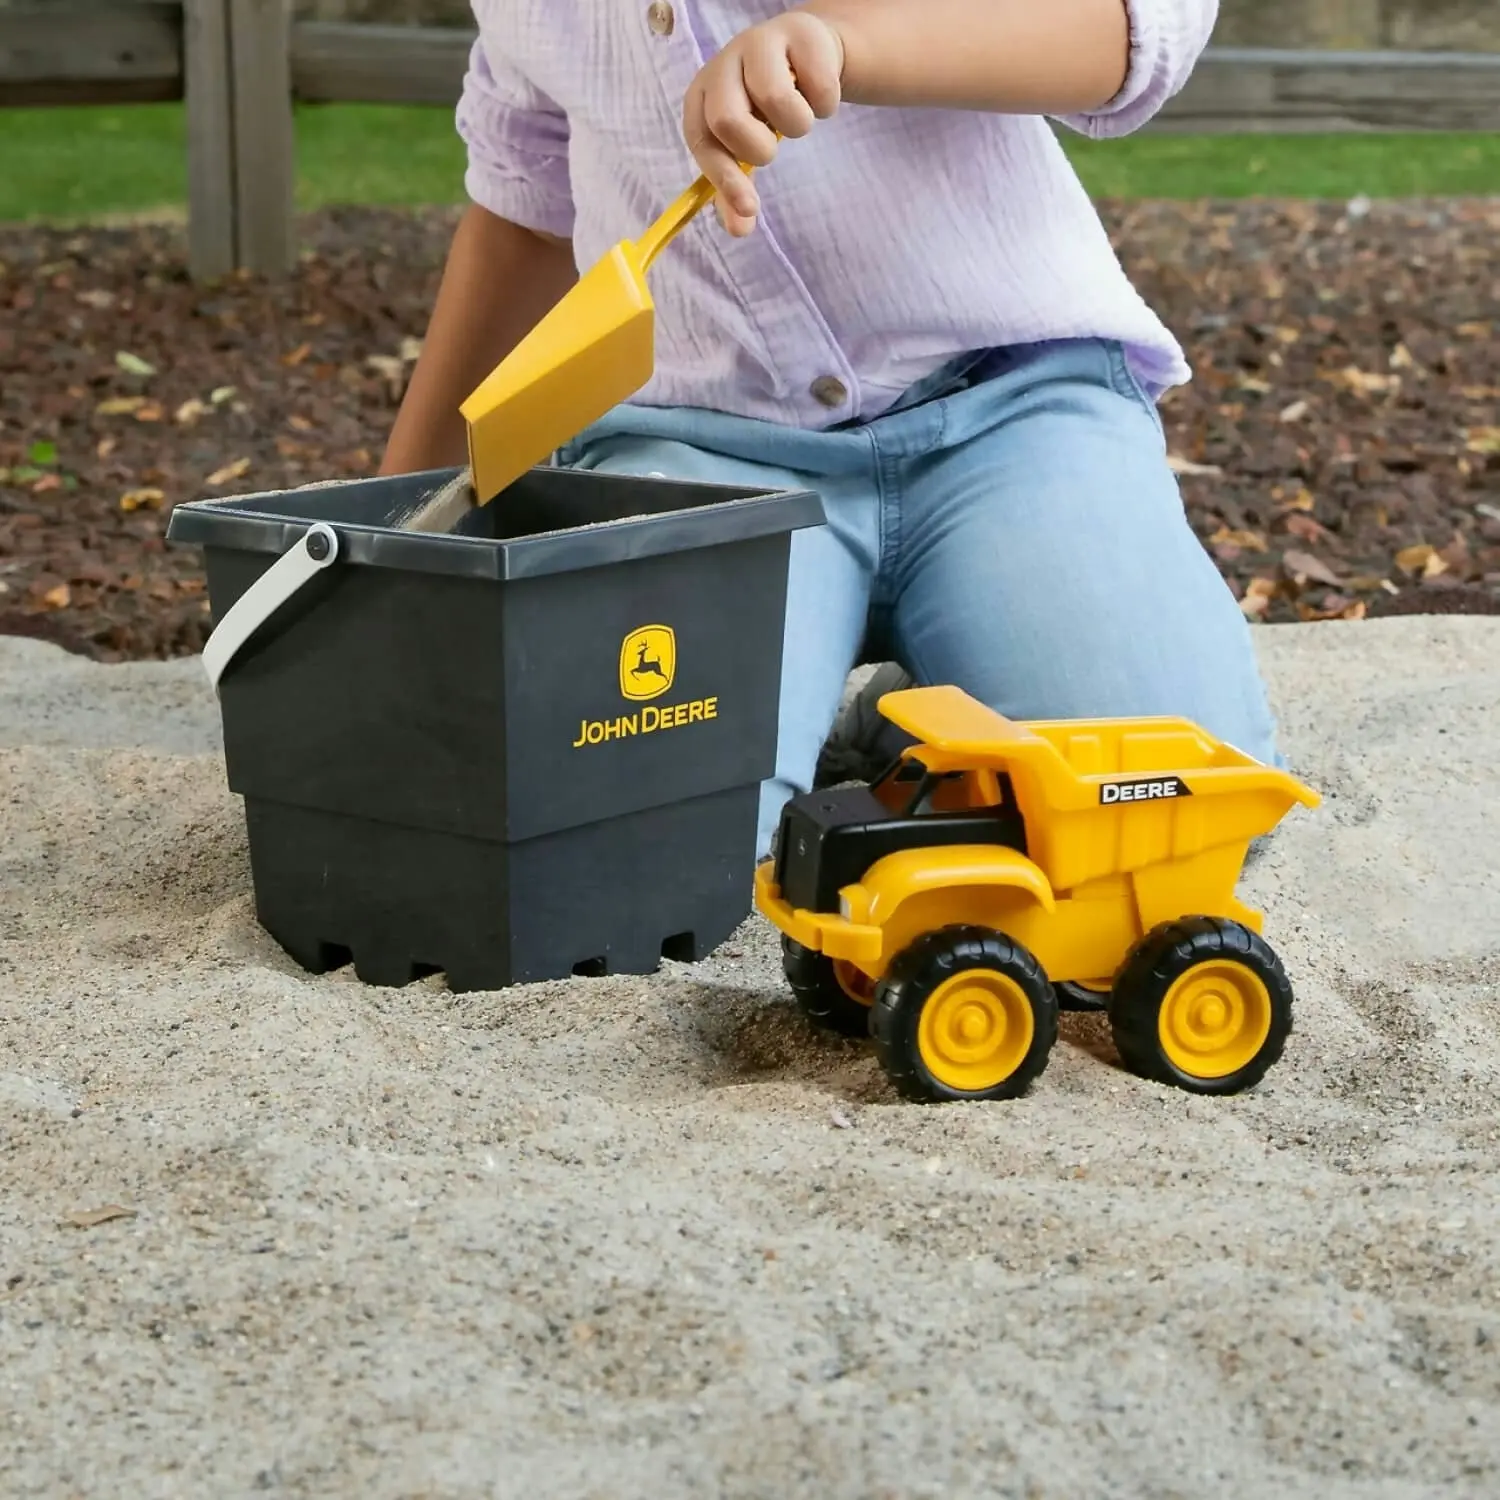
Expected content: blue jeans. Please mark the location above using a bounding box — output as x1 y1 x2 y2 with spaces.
556 339 1281 860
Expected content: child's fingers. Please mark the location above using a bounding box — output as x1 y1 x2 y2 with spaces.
699 55 781 169
784 21 843 119
740 33 816 139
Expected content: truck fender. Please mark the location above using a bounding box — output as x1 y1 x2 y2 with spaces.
852 844 1056 928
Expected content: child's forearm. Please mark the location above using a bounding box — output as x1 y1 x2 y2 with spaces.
379 204 577 475
804 0 1132 115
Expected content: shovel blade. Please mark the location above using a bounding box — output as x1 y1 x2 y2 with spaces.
461 245 655 505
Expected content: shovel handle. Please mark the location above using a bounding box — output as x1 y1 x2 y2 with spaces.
633 175 718 271
634 141 777 271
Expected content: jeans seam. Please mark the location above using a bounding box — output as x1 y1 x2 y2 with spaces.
1103 339 1166 441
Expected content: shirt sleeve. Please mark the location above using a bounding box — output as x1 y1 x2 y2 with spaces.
1054 0 1218 139
455 34 575 239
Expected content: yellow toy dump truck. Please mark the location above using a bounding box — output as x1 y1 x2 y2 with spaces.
754 686 1320 1103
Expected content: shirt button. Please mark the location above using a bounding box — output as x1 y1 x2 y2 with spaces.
810 376 847 408
646 1 674 35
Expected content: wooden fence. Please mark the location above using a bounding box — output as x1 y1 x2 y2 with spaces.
4 0 1500 280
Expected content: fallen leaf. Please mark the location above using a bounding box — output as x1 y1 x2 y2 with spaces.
1277 487 1317 513
28 439 57 466
120 487 166 512
1438 535 1473 576
1239 577 1277 619
287 414 314 432
282 341 313 367
1211 527 1268 551
60 1205 136 1229
206 457 251 486
1476 503 1500 525
1456 322 1491 339
1278 400 1310 424
1237 376 1273 395
115 351 155 377
75 288 114 309
1168 453 1223 478
1460 386 1500 402
133 401 164 423
366 354 405 383
1299 596 1367 622
174 398 209 425
32 473 61 494
1340 366 1399 396
42 584 71 609
96 436 117 459
1395 544 1440 576
1465 427 1500 456
96 396 146 416
1273 326 1300 345
400 336 423 362
1283 513 1330 543
210 385 236 405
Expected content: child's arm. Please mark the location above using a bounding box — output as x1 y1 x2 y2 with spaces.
380 34 579 474
378 205 576 474
686 0 1215 234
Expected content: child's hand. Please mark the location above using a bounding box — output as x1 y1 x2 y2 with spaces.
682 10 844 237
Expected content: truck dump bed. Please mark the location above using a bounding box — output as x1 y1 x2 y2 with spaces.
879 686 1320 893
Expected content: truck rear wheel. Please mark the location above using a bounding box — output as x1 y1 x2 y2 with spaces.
782 938 874 1037
871 926 1058 1103
1109 916 1293 1095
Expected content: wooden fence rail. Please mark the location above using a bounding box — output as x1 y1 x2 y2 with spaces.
4 1 1500 279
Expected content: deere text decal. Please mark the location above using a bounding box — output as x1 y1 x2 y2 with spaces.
573 624 719 748
1099 776 1192 805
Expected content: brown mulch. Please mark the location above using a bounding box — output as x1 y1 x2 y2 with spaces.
1 198 1497 663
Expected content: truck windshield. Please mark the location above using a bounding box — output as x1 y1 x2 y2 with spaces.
902 770 963 815
870 758 964 815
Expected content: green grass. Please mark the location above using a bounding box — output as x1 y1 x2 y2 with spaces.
1064 130 1500 199
0 102 468 222
2 102 1499 222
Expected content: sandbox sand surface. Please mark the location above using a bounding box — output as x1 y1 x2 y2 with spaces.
2 619 1497 1499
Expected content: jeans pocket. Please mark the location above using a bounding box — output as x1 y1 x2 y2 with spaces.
1102 339 1167 439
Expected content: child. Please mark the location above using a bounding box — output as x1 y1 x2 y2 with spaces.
380 0 1281 860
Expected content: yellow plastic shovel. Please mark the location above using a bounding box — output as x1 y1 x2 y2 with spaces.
459 173 722 507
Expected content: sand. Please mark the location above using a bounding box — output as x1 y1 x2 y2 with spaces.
2 617 1498 1499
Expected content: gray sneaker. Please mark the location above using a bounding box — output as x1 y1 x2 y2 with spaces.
814 662 916 788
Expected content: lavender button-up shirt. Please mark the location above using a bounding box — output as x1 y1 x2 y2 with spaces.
457 0 1217 427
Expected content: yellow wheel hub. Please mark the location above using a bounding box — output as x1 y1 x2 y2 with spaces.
1158 961 1272 1079
833 960 875 1007
917 969 1035 1094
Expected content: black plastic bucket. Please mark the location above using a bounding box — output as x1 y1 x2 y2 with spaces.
166 465 825 992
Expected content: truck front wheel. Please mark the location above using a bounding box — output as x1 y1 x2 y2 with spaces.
782 938 875 1037
871 926 1059 1103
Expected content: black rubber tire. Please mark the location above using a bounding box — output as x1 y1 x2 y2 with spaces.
1108 915 1294 1096
1056 981 1111 1013
782 938 874 1038
870 925 1059 1103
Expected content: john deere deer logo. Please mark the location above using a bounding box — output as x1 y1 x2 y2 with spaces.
619 625 676 702
573 623 717 747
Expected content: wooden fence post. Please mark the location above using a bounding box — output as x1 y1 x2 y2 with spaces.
184 0 236 279
229 0 294 276
182 0 294 279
